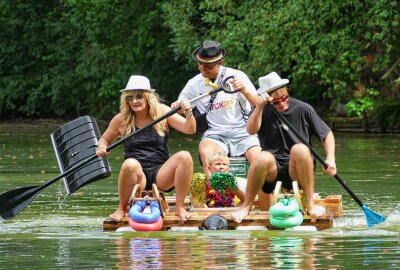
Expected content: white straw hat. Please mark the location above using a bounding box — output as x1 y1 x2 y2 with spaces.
120 75 155 92
257 72 289 94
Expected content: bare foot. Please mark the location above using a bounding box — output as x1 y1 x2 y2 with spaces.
231 206 251 223
308 205 326 218
109 208 126 222
175 207 191 223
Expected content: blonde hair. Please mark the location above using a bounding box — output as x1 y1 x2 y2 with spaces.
208 152 230 166
119 91 168 137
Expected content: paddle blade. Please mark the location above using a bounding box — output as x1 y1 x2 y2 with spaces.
362 205 386 227
0 185 43 220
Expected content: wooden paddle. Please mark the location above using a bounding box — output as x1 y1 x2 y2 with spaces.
267 103 386 227
0 76 237 220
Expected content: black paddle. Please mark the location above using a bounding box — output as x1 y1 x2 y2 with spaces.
267 103 386 227
0 76 237 220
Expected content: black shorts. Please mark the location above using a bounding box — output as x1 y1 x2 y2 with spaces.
143 164 175 193
261 155 292 194
261 155 316 194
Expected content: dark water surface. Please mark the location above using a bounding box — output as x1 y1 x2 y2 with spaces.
0 121 399 269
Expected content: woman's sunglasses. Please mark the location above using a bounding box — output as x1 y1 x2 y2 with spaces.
126 94 144 102
272 94 289 105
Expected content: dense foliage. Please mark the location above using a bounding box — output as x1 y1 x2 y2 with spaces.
1 0 399 129
0 1 192 119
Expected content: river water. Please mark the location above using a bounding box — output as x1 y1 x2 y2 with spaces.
0 121 399 269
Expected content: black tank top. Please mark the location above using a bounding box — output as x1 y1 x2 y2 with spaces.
123 126 169 168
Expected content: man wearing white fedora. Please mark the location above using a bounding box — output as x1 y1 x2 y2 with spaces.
173 40 261 178
232 72 337 222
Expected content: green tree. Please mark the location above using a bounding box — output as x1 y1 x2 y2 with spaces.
0 0 192 120
162 0 399 114
1 0 398 131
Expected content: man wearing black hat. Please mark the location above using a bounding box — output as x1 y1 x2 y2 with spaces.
175 40 261 177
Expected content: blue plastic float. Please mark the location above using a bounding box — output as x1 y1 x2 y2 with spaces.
128 200 163 231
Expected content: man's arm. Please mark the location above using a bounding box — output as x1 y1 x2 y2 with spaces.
247 93 271 135
322 130 337 176
230 77 258 107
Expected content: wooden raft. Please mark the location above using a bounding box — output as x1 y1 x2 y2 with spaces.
103 182 343 231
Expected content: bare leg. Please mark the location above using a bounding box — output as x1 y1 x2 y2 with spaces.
199 139 225 178
257 191 273 211
173 152 193 222
227 146 261 204
157 151 193 222
244 145 262 164
289 144 325 217
110 159 145 221
232 151 276 223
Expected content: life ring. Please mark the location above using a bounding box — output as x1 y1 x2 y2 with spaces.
269 198 303 228
269 198 300 217
129 216 163 231
270 211 304 228
129 200 161 223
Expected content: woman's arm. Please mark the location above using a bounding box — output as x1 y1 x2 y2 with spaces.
96 114 123 156
164 102 196 134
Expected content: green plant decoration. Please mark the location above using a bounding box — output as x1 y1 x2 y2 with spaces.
209 172 239 193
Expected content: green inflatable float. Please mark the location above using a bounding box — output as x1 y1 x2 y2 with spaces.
270 198 304 228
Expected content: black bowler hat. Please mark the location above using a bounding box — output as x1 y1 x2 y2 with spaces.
192 40 226 64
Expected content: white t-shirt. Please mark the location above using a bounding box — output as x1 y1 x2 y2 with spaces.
178 67 257 135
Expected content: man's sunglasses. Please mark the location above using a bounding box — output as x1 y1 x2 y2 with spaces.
272 94 289 105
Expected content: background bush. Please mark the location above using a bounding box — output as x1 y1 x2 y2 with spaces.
1 0 399 129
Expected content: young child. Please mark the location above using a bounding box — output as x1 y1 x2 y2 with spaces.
205 152 245 207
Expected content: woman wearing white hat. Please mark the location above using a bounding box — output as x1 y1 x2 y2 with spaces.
96 75 196 222
232 72 337 222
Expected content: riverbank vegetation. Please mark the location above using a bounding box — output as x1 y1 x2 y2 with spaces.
1 1 399 131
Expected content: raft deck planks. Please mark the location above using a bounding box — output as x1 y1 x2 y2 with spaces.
103 194 342 231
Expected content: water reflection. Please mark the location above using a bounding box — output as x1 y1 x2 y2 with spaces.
270 237 315 269
0 229 399 269
1 126 399 269
113 238 193 269
116 238 162 268
56 239 72 268
113 234 320 269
